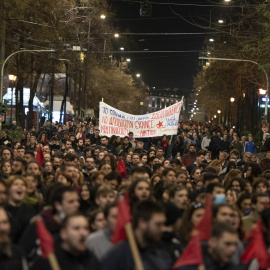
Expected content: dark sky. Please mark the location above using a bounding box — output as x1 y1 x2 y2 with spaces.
110 0 216 92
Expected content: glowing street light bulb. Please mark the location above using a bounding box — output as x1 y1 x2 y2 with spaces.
126 58 131 62
9 74 17 81
259 88 267 95
136 73 141 78
100 14 106 19
214 115 217 118
230 97 235 103
209 38 214 42
218 19 224 24
114 33 119 38
217 110 221 114
120 47 124 51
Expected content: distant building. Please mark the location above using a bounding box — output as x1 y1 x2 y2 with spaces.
148 88 182 112
148 87 184 114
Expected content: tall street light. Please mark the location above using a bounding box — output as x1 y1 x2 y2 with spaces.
217 109 221 124
199 56 269 123
230 97 235 125
0 49 55 103
8 74 17 124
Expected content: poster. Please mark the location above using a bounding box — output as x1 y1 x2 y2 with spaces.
99 101 183 138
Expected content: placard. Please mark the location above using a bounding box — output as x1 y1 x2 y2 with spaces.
99 101 183 138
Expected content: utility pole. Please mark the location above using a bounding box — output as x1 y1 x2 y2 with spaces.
0 18 6 109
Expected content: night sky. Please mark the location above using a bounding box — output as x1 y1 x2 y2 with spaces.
110 0 217 92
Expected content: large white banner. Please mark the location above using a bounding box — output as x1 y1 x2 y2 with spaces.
99 101 183 138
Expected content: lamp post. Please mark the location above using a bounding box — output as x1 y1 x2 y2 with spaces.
199 56 269 123
0 49 55 103
230 97 235 125
217 110 221 124
8 74 17 125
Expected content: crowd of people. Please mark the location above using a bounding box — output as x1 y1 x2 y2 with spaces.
1 119 270 270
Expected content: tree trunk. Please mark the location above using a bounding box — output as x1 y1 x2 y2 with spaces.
28 68 42 129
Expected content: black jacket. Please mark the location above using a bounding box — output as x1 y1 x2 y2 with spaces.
31 245 99 270
176 242 240 270
0 243 26 270
101 240 174 270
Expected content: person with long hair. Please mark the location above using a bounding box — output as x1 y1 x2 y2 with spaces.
103 153 117 171
243 162 263 182
208 160 222 175
5 175 36 242
236 192 252 216
75 127 85 140
80 184 92 215
179 202 205 246
0 161 11 179
223 169 242 188
190 168 202 183
24 174 43 211
128 178 151 210
150 174 162 190
88 209 106 233
37 132 49 145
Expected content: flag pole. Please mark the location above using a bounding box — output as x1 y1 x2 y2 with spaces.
35 218 61 270
47 254 61 270
125 223 144 270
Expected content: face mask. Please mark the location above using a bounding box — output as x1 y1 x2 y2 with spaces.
214 194 226 205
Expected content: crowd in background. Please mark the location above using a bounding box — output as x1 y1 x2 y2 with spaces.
1 118 270 270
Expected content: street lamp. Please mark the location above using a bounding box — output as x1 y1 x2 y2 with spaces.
126 58 131 62
100 14 106 19
259 88 267 95
230 97 235 103
136 73 141 78
214 115 217 118
217 110 221 114
209 38 214 42
114 33 119 38
218 20 224 24
8 74 17 125
120 47 124 51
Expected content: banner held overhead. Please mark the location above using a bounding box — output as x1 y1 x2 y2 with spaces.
99 101 183 138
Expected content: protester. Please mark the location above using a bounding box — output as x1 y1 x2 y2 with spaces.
31 213 99 270
0 118 269 270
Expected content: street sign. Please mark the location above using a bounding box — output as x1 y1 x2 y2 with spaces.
0 115 4 122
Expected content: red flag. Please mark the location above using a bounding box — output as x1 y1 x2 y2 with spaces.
173 231 203 269
194 193 212 241
36 146 44 166
117 157 126 179
240 219 270 268
111 193 131 244
35 219 54 258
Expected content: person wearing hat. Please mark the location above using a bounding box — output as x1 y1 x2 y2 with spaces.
162 202 185 262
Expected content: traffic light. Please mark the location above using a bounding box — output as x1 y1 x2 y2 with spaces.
140 1 152 17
